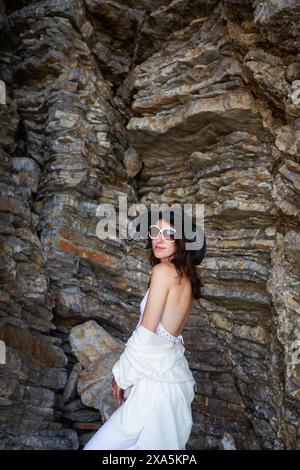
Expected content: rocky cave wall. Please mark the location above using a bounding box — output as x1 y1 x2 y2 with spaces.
0 0 300 450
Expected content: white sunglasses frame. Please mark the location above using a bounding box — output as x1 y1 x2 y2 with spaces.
148 224 177 242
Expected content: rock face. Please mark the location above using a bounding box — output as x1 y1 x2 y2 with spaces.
69 320 126 420
0 0 300 450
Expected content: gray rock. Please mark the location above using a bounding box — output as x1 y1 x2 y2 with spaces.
0 0 300 450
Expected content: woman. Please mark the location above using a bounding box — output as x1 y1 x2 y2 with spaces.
83 207 206 450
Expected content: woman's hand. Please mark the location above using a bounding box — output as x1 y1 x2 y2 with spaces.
112 377 125 406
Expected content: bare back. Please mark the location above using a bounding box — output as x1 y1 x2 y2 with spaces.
153 264 196 337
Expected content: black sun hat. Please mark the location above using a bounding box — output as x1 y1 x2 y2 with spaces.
143 206 206 266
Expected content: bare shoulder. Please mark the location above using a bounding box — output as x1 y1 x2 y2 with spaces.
151 263 175 287
152 263 175 277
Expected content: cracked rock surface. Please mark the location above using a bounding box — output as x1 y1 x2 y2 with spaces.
0 0 300 449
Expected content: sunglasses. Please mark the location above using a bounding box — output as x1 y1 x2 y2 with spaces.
148 225 176 242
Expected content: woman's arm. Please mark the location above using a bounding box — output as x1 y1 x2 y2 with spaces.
140 263 173 333
112 264 173 390
112 377 124 406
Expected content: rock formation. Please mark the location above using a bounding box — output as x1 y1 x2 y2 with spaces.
0 0 300 449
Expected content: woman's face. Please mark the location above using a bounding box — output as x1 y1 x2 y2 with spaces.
151 218 177 263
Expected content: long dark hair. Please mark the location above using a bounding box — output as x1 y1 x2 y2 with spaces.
146 213 203 301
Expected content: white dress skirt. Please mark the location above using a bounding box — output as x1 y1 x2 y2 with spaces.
83 289 196 450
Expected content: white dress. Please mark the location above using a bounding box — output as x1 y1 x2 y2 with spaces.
107 288 196 450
